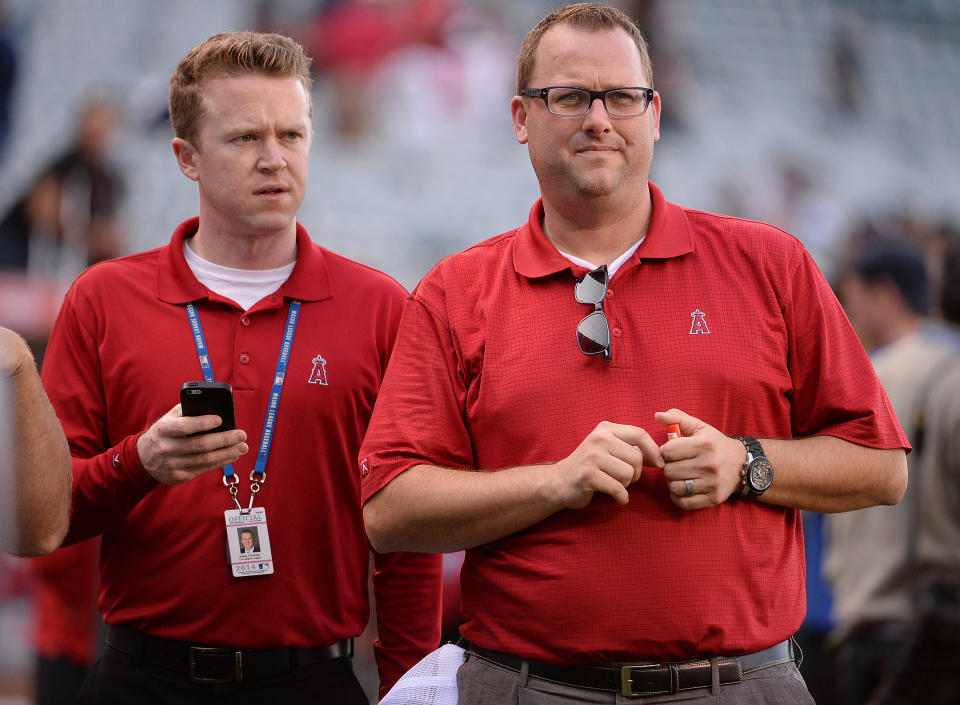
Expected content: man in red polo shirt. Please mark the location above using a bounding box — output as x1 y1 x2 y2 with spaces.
360 4 908 704
40 31 440 704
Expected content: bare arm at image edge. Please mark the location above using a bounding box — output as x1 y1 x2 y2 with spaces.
0 327 71 555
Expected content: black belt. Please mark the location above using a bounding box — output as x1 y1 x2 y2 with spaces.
465 639 796 697
107 625 353 684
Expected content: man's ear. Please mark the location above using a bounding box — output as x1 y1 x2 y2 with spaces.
649 91 662 144
511 95 529 145
172 137 200 182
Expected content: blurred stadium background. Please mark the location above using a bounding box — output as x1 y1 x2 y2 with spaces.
0 0 958 703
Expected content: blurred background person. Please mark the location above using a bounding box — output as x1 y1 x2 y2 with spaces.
793 509 838 705
762 153 850 281
941 235 960 327
302 0 455 142
0 96 125 277
28 541 100 705
0 0 17 162
820 7 864 123
826 240 960 705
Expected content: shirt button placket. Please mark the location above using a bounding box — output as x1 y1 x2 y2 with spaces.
237 316 252 384
605 293 621 338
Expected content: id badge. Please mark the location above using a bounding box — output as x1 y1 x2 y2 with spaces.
224 507 275 577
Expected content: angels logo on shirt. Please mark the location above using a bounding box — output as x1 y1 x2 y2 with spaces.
308 354 328 385
689 309 711 335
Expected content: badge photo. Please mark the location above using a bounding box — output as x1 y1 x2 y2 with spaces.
224 507 275 577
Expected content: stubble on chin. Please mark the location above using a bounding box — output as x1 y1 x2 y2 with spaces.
568 166 624 199
531 154 618 200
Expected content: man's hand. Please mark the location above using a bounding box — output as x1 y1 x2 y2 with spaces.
136 404 248 485
656 408 745 510
367 420 666 553
548 421 663 508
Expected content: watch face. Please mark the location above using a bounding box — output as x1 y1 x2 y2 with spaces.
748 458 774 492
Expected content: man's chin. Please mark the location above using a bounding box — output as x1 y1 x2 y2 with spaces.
572 177 620 199
244 212 298 234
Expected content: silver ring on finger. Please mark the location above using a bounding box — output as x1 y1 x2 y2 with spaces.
684 478 695 497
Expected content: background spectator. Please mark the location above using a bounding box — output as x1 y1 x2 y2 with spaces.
826 241 960 704
0 97 125 277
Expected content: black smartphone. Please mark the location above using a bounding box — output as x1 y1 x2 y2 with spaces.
179 381 236 434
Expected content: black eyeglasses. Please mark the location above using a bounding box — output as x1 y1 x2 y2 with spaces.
521 86 655 117
575 265 611 361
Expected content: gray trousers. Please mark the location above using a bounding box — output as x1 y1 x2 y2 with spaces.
456 652 817 705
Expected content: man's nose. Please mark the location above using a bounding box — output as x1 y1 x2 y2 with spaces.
258 138 286 171
582 97 612 131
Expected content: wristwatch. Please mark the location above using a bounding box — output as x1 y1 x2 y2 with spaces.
734 436 773 496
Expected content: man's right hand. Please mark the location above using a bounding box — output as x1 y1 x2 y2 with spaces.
136 404 248 485
366 421 664 554
547 421 662 509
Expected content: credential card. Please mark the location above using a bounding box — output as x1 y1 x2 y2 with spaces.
225 507 274 577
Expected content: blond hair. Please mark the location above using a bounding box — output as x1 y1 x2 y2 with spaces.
169 31 312 145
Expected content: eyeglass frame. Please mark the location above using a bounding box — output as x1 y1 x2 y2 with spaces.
574 264 612 361
520 86 655 118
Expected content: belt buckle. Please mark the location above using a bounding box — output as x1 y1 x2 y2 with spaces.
189 646 243 684
620 663 669 697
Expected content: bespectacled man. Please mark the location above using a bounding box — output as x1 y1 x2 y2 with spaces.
360 4 908 704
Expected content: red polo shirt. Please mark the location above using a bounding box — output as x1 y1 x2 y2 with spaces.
360 182 907 664
42 220 441 693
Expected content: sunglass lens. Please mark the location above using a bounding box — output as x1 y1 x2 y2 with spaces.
575 267 607 305
577 310 610 356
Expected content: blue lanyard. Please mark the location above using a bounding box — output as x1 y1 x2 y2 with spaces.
185 301 301 481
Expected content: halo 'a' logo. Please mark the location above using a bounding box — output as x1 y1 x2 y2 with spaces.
689 309 711 335
308 354 328 385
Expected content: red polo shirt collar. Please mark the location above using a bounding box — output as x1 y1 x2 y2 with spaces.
156 218 332 306
513 181 694 279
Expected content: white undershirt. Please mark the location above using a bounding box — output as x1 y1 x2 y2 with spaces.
182 241 295 312
558 237 644 277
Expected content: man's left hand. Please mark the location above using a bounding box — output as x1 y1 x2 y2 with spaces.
655 408 746 510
